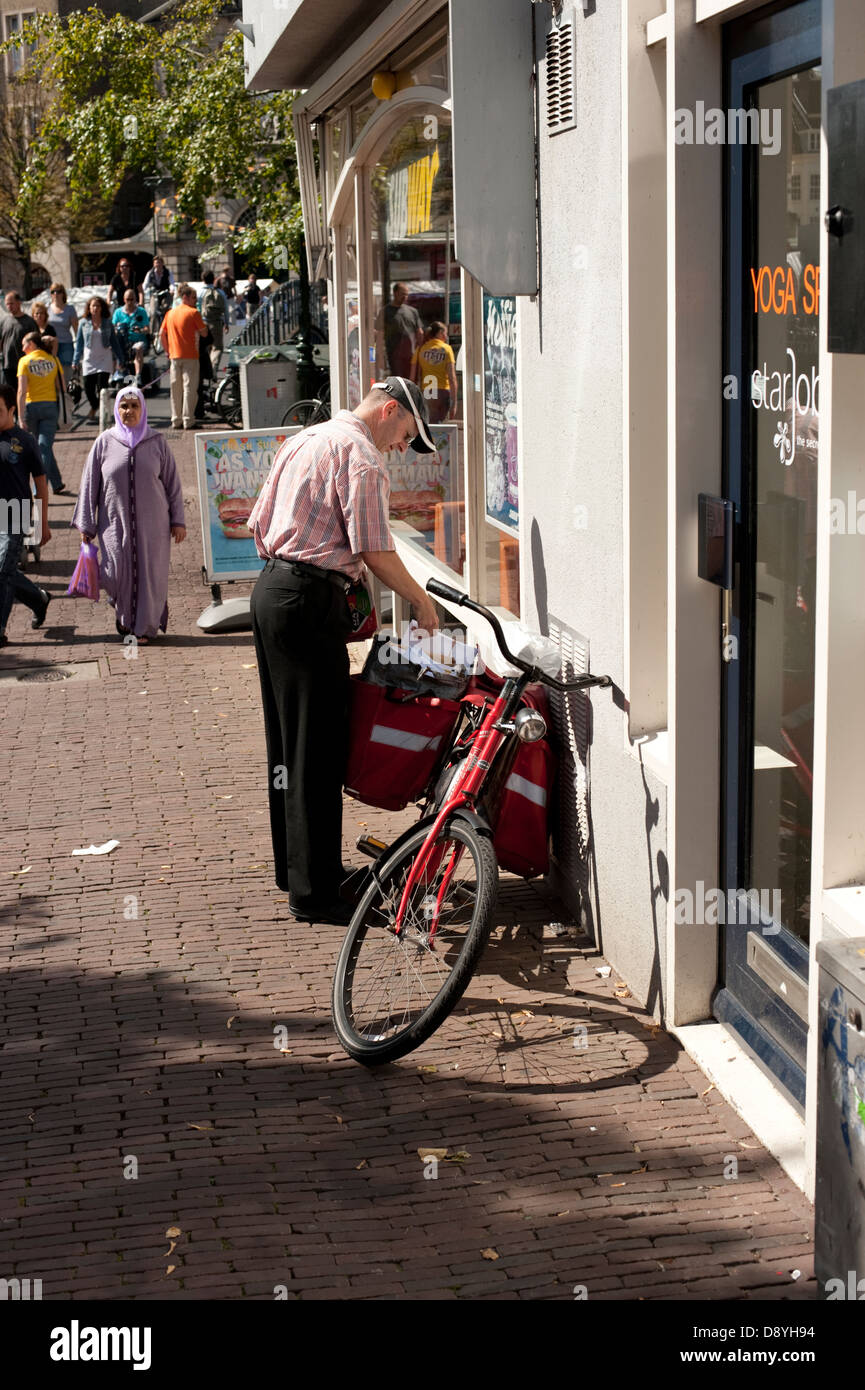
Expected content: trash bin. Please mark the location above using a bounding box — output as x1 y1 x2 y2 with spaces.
238 347 298 429
814 935 865 1299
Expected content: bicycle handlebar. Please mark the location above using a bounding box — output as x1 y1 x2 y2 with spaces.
425 578 612 694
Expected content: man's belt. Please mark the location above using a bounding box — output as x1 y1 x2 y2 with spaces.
269 555 351 592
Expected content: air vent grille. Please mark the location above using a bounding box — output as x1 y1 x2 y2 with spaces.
545 14 577 136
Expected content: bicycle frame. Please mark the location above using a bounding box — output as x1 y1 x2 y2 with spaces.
392 672 528 936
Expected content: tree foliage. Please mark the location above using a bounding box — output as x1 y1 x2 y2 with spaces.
0 1 305 274
0 77 109 294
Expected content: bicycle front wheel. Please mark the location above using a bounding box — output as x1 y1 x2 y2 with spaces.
332 820 498 1066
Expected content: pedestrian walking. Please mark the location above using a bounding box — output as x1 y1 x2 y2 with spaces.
0 382 51 646
71 386 186 644
198 271 230 373
30 302 59 358
17 333 65 495
217 266 235 300
194 321 214 421
160 283 207 430
247 376 439 924
72 298 122 421
109 257 141 310
47 284 78 371
243 273 261 314
379 282 422 379
0 292 38 388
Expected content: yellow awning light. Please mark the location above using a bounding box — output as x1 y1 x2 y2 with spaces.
371 69 396 100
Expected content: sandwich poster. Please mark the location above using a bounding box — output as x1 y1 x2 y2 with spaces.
195 427 301 582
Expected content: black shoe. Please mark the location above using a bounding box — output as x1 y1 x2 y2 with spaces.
115 619 130 637
53 483 67 496
289 896 355 927
0 633 8 647
31 589 51 629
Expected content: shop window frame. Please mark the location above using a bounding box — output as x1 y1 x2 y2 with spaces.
327 87 510 613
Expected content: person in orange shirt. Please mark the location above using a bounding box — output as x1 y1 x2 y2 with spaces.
160 283 207 430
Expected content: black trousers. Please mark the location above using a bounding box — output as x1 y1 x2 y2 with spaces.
83 372 110 411
250 559 352 901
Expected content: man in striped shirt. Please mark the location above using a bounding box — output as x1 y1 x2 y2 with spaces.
248 376 439 926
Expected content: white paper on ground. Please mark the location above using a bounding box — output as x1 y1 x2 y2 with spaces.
71 839 121 856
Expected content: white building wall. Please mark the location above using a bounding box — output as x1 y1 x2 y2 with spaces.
519 1 669 1018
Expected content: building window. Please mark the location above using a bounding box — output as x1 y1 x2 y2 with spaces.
809 172 819 202
790 174 800 201
5 13 35 76
806 130 819 152
127 204 142 227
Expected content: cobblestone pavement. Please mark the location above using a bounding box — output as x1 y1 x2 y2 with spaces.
0 403 815 1301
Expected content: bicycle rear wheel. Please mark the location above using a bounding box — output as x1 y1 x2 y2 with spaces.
332 820 497 1066
215 374 242 426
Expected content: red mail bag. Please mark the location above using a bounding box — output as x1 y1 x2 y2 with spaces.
345 677 461 811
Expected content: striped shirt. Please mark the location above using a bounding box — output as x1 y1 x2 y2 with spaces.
247 411 394 580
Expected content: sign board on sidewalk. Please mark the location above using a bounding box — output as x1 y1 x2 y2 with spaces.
194 427 301 583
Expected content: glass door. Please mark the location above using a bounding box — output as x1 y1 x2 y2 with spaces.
716 0 821 1111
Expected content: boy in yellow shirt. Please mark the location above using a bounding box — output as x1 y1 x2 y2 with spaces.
17 331 65 493
411 321 458 424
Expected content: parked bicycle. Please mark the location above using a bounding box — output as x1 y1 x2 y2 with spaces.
197 364 242 427
280 379 331 428
331 578 612 1066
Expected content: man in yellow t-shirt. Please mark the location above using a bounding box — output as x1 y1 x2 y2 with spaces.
411 321 458 424
17 331 65 493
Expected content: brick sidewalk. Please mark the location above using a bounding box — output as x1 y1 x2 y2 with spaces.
0 416 815 1301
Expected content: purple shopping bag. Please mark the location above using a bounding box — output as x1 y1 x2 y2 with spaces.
66 541 100 600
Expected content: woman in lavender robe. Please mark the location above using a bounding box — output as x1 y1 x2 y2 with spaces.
72 387 186 643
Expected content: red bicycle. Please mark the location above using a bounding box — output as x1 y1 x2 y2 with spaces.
332 578 612 1066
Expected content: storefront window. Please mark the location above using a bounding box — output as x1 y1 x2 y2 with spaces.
366 110 465 577
398 40 449 92
351 95 378 144
369 113 460 404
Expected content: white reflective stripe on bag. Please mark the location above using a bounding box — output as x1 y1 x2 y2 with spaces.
505 772 547 807
370 724 443 753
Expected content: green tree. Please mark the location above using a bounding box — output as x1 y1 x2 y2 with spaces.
1 0 305 277
0 77 108 295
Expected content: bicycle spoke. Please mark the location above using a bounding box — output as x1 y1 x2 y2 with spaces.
345 834 480 1041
